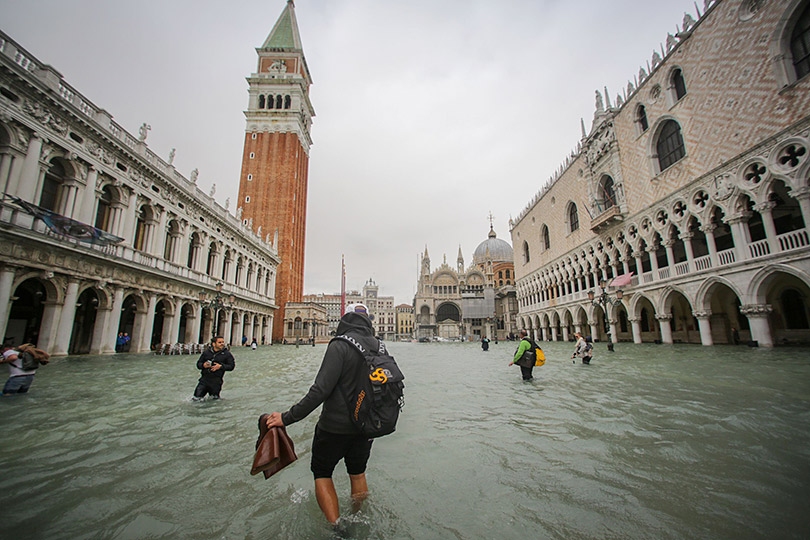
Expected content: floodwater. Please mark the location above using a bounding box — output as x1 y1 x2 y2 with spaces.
1 341 809 540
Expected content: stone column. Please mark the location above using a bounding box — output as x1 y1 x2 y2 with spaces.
793 188 810 226
656 314 673 344
77 167 99 224
663 240 675 274
647 246 659 277
37 299 60 352
139 294 158 352
233 312 244 346
121 191 138 245
15 133 43 203
728 216 750 262
59 182 79 218
681 232 695 271
589 320 599 341
170 301 183 344
755 202 779 254
608 319 619 343
102 287 125 353
550 326 558 341
693 310 713 346
629 317 642 344
740 304 774 347
0 266 18 341
190 305 203 344
561 326 569 342
129 301 147 354
540 326 547 341
701 223 719 267
90 304 111 355
52 278 80 356
151 208 168 257
0 152 14 194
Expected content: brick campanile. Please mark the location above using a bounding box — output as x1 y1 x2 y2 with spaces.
237 0 314 342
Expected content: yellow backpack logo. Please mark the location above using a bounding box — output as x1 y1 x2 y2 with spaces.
535 348 546 366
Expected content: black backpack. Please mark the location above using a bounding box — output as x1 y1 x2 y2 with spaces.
332 334 405 438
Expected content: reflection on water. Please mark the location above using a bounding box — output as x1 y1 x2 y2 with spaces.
1 342 809 539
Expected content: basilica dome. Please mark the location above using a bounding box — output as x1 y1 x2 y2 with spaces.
472 227 513 265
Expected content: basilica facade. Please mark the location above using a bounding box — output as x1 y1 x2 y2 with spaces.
510 0 810 347
0 30 279 355
415 226 518 341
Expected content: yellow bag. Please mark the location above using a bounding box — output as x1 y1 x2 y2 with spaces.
535 347 545 366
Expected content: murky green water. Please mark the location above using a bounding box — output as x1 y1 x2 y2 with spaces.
1 341 809 539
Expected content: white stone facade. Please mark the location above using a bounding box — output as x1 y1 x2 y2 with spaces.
510 0 810 347
0 31 280 354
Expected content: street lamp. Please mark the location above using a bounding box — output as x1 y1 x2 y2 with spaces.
199 282 236 341
311 317 316 347
587 278 623 351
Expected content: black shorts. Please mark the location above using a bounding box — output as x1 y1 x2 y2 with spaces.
310 426 373 479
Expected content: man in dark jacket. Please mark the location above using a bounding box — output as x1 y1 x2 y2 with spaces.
265 303 377 525
192 336 235 400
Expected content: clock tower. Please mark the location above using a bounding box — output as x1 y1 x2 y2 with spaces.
237 0 314 342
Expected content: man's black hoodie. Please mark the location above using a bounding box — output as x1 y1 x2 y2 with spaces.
281 312 377 434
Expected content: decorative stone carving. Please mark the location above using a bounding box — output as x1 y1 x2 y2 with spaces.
22 100 68 134
138 123 151 142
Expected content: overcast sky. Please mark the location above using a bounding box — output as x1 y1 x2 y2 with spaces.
4 0 700 304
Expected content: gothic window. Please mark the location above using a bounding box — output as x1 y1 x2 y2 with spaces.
542 225 550 250
258 95 265 109
276 95 283 109
568 203 579 232
523 240 530 264
711 207 735 252
791 2 810 80
745 198 767 242
284 95 292 109
636 104 648 133
770 179 806 235
599 175 616 211
656 120 686 171
671 68 687 101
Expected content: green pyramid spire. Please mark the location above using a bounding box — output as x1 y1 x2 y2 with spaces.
262 0 302 50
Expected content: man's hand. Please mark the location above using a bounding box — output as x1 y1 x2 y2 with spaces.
210 362 221 372
265 412 284 428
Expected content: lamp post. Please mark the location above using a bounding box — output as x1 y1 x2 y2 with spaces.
310 317 316 346
587 278 623 351
199 282 235 341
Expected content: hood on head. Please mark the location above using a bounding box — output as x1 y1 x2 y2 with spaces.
336 311 374 336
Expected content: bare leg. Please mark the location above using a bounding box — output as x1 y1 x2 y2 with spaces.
349 473 369 513
314 477 340 524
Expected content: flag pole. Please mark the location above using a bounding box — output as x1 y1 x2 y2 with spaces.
340 255 346 316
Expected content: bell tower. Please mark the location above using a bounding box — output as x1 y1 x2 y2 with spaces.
237 0 314 342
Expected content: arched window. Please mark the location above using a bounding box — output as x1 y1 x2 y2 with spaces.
276 95 283 109
636 104 649 133
258 95 265 109
284 95 292 109
541 225 550 250
522 240 530 264
599 175 616 210
770 178 806 234
40 161 65 212
568 203 579 232
95 186 114 232
790 2 810 80
134 207 148 251
656 120 686 171
671 68 687 101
